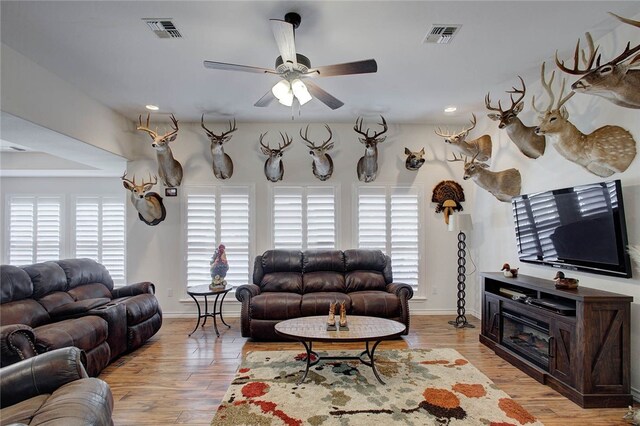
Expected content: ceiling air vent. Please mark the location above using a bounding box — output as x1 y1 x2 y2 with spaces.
143 19 182 39
423 24 462 44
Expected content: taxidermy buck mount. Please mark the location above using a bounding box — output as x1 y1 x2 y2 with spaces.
449 152 521 203
136 114 183 187
201 116 237 180
299 124 334 181
554 13 640 109
435 114 492 162
259 131 293 182
405 148 426 171
354 115 388 182
486 76 546 159
121 172 166 226
533 62 637 177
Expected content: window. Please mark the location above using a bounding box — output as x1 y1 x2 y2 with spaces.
7 196 62 265
185 187 252 289
272 186 336 250
357 186 422 291
74 196 126 286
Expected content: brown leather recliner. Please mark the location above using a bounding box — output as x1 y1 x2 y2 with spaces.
0 347 114 425
0 258 162 376
236 249 414 340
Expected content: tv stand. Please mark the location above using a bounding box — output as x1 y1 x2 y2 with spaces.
480 272 633 408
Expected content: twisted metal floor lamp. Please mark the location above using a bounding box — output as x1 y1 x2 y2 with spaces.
448 213 474 328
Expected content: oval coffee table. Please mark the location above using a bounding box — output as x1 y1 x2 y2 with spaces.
275 315 405 385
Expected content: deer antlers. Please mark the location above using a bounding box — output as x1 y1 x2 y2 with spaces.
354 115 388 143
201 116 237 142
300 124 334 150
137 114 179 142
532 62 574 114
121 171 157 188
259 132 293 153
435 113 477 138
486 76 526 112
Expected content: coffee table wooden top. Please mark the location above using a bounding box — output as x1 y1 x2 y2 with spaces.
275 316 405 342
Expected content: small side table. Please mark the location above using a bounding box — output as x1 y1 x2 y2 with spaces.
186 285 231 337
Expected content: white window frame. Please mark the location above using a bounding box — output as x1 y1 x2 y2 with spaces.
353 185 424 295
270 185 339 250
182 185 255 291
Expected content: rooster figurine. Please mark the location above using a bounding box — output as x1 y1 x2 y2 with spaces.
210 244 229 280
501 263 519 278
554 271 579 289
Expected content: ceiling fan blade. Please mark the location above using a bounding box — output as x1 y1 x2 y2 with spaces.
270 19 297 66
254 90 277 107
304 80 344 110
204 60 276 74
307 59 378 77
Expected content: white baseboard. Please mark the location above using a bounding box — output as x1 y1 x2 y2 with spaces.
632 386 639 402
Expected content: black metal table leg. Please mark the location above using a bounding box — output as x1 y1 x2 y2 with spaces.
298 341 312 385
212 292 221 337
202 295 209 327
188 293 202 337
218 291 231 328
368 340 385 385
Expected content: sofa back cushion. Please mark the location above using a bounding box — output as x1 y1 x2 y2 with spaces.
344 249 391 292
302 250 346 293
56 259 114 301
0 299 50 327
23 262 68 299
0 265 33 304
254 250 303 293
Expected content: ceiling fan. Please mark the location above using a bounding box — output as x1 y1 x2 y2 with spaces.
203 12 378 110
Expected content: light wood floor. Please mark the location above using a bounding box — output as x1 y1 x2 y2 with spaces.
100 316 636 425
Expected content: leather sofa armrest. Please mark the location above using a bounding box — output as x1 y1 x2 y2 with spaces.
386 282 414 300
0 347 88 408
235 284 260 338
1 324 37 366
111 281 155 298
235 284 261 301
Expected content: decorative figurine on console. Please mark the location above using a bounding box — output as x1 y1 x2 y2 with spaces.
501 263 519 278
339 301 349 330
623 405 640 425
554 271 579 289
327 302 337 331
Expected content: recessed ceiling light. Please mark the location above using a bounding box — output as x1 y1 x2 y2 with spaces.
444 106 457 113
145 104 159 111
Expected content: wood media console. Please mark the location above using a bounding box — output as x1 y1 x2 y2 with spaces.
480 272 633 408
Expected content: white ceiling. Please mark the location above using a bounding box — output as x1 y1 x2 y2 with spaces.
1 1 640 124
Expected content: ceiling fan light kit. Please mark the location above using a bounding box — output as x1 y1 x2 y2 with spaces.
203 12 377 113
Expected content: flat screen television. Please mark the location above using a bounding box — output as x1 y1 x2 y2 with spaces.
512 179 632 278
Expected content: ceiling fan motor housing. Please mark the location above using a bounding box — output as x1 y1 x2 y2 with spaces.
275 53 311 73
284 12 301 29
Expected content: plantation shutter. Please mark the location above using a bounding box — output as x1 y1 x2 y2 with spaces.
220 187 250 289
390 189 420 290
357 187 387 251
513 193 560 259
8 196 62 265
74 196 126 286
186 192 217 286
576 181 617 218
273 187 303 249
307 187 335 249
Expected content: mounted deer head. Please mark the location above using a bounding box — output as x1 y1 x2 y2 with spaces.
136 114 183 187
354 115 388 182
299 124 334 181
121 172 166 226
554 13 640 109
404 147 426 171
486 76 546 159
201 116 237 180
448 152 521 203
435 114 492 162
259 132 293 182
533 62 636 177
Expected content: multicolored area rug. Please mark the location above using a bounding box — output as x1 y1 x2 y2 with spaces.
212 348 543 426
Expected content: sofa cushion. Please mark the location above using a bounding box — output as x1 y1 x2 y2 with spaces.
302 271 345 294
261 250 303 274
250 293 302 320
67 283 113 301
34 316 108 353
349 291 401 318
37 291 75 313
344 249 393 283
0 299 50 328
48 298 111 319
300 292 351 317
0 394 49 425
345 271 387 292
260 272 302 293
56 258 114 291
112 294 159 325
23 262 68 299
303 250 345 273
0 265 33 304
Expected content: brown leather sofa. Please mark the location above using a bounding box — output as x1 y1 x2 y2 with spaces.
0 347 114 425
0 258 162 376
236 249 414 340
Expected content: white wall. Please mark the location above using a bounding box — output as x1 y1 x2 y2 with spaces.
469 19 640 398
125 121 477 318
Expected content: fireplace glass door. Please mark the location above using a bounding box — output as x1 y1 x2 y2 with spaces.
501 310 550 370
